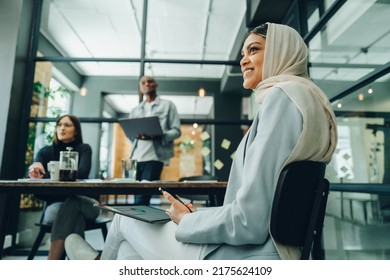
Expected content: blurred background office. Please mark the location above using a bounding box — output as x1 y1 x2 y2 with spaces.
1 0 390 259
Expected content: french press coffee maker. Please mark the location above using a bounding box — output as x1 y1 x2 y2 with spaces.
59 147 79 181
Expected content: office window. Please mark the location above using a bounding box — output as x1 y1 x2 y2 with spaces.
27 74 74 169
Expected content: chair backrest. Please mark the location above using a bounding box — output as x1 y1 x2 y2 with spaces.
270 161 329 260
178 175 218 182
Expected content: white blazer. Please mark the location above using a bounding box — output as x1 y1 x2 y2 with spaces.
176 88 304 259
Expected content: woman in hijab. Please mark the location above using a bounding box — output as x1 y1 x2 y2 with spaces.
65 23 337 260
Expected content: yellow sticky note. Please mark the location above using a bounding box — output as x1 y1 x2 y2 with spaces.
182 135 191 144
214 159 224 170
221 139 231 150
200 131 210 141
201 147 211 157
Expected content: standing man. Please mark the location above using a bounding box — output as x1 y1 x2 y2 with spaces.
129 76 181 205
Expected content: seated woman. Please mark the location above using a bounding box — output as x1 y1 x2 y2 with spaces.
28 114 100 260
65 23 338 260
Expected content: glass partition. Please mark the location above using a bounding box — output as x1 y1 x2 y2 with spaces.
326 116 387 184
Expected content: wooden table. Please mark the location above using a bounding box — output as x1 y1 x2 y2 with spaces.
0 179 227 259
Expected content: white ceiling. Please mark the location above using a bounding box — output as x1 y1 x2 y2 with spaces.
40 0 390 115
41 0 246 77
308 0 390 83
40 0 246 116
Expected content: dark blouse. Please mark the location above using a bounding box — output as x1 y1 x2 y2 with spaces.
34 140 95 203
34 140 92 179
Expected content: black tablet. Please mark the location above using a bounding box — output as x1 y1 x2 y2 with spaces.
94 204 170 224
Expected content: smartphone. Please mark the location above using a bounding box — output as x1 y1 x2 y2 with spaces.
159 187 192 213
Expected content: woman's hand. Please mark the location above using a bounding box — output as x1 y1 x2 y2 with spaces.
162 191 194 224
28 162 45 179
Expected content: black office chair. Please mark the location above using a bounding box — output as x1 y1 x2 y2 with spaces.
178 175 220 206
270 161 329 260
27 203 112 260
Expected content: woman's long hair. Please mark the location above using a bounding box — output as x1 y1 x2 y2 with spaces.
52 114 83 145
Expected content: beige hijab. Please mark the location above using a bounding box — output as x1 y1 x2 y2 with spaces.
253 23 338 259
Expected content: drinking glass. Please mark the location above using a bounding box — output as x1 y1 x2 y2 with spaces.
122 159 137 181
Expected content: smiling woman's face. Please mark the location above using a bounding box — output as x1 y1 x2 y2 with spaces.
240 34 266 89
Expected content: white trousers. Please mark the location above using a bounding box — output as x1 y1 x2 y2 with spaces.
101 214 207 260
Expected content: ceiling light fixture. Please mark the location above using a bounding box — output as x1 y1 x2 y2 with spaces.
368 88 373 94
358 93 364 101
337 103 342 109
80 87 87 96
198 87 206 97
